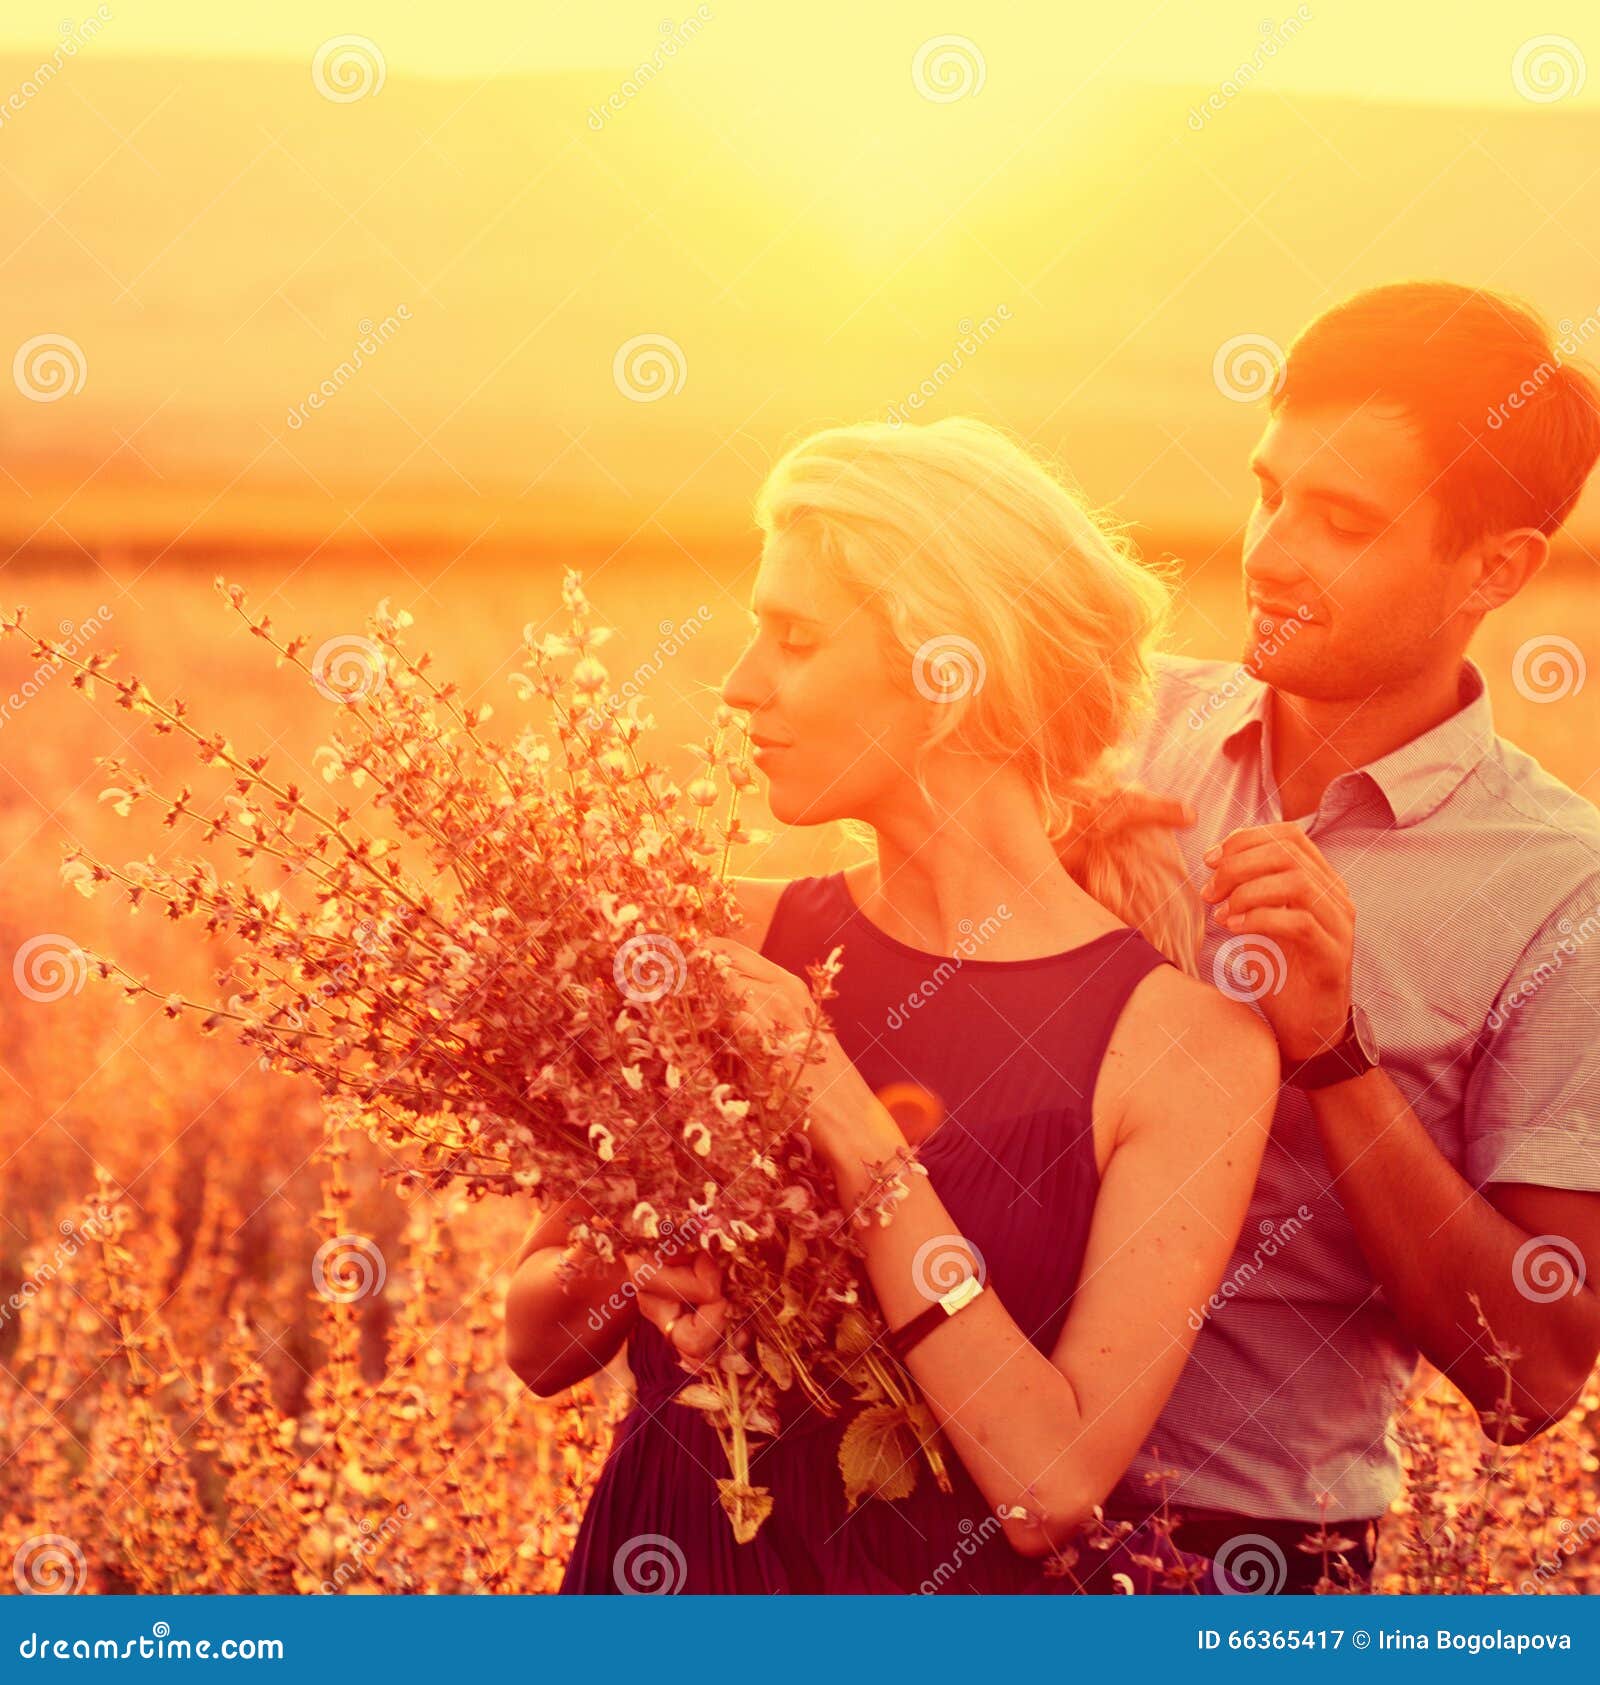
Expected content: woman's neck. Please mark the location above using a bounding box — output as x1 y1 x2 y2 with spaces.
846 765 1124 960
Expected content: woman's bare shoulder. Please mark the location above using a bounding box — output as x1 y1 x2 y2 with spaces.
1101 962 1280 1139
729 876 792 953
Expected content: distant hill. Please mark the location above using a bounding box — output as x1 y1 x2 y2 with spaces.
2 51 1597 564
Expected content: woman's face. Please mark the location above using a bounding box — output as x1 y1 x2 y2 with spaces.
719 534 929 827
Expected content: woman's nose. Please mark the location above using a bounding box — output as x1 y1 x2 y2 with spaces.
720 642 769 712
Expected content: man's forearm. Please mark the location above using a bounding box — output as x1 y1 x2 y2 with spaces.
1310 1068 1594 1431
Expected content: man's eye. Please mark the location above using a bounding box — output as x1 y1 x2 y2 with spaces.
1325 514 1372 538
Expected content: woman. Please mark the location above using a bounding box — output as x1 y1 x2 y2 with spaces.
506 416 1279 1593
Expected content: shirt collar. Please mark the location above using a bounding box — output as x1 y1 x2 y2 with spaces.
1220 658 1497 828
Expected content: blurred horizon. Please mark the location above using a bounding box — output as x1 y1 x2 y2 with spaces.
4 10 1600 580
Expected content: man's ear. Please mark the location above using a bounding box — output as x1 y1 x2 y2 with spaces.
1464 527 1550 615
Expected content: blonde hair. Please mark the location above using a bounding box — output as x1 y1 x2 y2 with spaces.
754 415 1202 973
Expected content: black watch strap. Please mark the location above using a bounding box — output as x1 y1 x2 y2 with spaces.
885 1274 984 1364
1280 1006 1375 1091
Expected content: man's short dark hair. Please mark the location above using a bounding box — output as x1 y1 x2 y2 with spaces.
1273 280 1600 555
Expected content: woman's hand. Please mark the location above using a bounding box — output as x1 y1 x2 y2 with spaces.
704 935 820 1047
705 936 904 1184
625 1247 727 1370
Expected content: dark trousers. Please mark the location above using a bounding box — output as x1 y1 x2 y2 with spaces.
1168 1511 1381 1594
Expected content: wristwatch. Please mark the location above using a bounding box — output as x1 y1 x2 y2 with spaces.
885 1272 985 1364
1280 1003 1379 1091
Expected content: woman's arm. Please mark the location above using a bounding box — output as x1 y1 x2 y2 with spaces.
818 966 1279 1558
503 1196 636 1397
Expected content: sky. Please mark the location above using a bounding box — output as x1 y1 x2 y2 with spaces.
3 0 1597 561
1 0 1595 108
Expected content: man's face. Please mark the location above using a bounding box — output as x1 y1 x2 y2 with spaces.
1241 402 1479 699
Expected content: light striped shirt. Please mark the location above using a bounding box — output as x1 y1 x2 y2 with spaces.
1110 653 1600 1522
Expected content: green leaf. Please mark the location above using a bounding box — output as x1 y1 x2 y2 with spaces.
756 1337 793 1391
717 1478 774 1544
672 1381 723 1412
835 1305 875 1358
837 1402 918 1511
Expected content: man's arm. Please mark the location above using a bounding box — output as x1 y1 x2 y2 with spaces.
1304 1069 1600 1435
1205 821 1600 1437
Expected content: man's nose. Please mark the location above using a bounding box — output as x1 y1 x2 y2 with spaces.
1242 518 1302 588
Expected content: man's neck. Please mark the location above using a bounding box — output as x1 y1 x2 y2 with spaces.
1269 663 1468 821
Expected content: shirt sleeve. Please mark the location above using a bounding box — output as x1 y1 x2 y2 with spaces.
1463 875 1600 1191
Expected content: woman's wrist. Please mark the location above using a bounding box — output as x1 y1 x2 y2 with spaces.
815 1064 909 1205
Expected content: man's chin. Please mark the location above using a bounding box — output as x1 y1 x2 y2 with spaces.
1242 641 1312 691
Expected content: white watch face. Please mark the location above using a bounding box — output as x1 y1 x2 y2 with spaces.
1351 1003 1379 1064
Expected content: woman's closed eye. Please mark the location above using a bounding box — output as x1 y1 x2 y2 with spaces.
747 613 817 655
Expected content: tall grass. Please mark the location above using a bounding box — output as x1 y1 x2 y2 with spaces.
1 555 1594 1593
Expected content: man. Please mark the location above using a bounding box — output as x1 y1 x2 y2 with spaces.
1103 281 1600 1594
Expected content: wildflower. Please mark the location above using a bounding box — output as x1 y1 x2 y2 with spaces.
712 1082 751 1124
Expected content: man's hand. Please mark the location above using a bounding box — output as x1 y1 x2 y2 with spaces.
1202 821 1355 1060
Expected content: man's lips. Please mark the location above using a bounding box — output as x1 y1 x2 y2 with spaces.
1251 599 1321 626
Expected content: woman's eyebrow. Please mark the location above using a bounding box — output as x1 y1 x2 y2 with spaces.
748 600 823 625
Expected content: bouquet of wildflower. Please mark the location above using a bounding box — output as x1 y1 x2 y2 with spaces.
0 572 950 1543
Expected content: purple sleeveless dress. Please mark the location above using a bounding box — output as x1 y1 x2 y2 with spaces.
559 872 1218 1594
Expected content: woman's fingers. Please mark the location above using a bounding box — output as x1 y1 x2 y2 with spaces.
671 1299 727 1363
629 1259 720 1304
